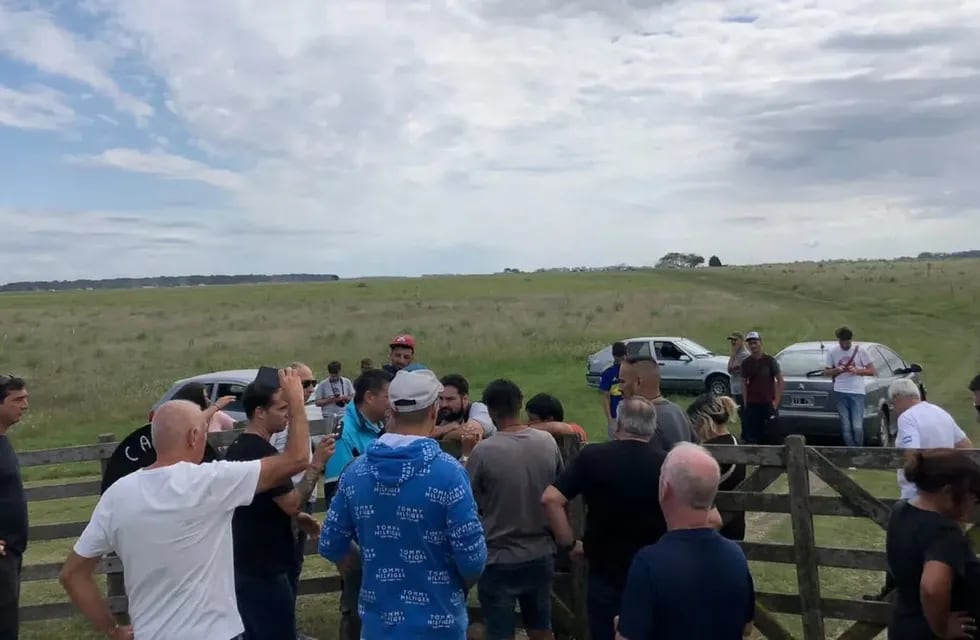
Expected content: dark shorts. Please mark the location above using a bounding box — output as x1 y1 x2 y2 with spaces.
0 552 21 640
478 555 554 640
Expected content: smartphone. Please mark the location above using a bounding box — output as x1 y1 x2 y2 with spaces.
255 366 280 389
332 419 344 438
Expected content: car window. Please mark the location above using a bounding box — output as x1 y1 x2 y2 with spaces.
654 341 684 361
876 346 906 374
866 347 891 378
626 340 653 360
677 339 712 357
215 382 247 413
775 350 826 377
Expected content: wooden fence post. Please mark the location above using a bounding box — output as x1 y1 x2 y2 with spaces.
97 433 128 625
784 435 824 640
560 436 589 640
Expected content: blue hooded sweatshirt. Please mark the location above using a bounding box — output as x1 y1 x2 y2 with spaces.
324 401 385 483
319 434 487 639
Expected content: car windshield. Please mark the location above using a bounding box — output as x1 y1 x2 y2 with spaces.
776 350 827 377
678 339 713 357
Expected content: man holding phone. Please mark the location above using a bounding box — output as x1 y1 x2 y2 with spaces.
59 369 319 640
315 361 354 420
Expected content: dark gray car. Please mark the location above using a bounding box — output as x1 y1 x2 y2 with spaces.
773 341 926 446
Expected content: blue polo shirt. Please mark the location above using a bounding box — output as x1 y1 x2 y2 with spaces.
617 528 755 640
599 363 623 418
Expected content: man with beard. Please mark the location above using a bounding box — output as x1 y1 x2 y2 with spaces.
434 374 496 441
0 375 29 640
381 335 427 376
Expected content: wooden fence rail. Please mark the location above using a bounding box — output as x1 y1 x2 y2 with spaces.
17 427 980 639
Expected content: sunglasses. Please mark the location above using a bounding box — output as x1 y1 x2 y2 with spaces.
302 379 318 389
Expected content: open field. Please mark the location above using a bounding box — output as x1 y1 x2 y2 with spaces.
3 258 979 638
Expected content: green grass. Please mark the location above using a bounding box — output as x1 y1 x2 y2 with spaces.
4 259 980 638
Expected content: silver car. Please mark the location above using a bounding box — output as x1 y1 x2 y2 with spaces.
586 336 733 395
774 341 926 446
151 369 325 424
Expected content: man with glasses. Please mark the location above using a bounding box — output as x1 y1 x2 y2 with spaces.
0 375 29 640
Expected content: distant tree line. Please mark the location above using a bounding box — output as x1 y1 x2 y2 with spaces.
915 250 980 260
0 273 340 293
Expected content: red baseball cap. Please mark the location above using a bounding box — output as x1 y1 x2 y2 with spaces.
390 334 416 350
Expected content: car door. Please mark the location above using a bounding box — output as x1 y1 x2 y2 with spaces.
865 346 893 419
654 340 692 392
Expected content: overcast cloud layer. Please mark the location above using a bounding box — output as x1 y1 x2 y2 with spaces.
1 0 979 282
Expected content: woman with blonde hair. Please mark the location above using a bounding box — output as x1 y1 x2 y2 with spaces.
686 393 745 540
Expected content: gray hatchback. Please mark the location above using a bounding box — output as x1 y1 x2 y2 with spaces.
773 341 926 446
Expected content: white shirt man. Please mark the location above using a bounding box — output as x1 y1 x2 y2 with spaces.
58 371 316 640
74 461 262 639
890 379 972 499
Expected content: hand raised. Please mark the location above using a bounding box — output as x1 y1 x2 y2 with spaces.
278 368 305 408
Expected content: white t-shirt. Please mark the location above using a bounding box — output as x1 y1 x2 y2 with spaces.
896 402 968 499
74 461 261 640
824 344 873 395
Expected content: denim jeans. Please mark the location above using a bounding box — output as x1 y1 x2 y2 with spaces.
587 572 623 640
478 556 554 640
836 392 865 447
234 570 297 640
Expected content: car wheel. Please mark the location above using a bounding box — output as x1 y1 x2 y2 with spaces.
706 374 730 396
876 409 891 447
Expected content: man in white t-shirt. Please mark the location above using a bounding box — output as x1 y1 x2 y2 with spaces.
890 378 972 499
823 327 875 447
57 369 318 640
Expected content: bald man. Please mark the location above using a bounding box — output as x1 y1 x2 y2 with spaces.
618 355 698 449
59 369 320 640
615 443 755 640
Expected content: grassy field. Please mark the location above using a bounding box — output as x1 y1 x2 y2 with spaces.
3 258 979 639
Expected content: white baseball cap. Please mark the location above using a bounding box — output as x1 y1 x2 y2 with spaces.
745 331 761 341
389 368 444 411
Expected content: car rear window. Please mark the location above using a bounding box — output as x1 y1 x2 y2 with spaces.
776 350 826 377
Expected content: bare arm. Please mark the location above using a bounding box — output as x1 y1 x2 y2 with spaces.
257 369 312 494
59 553 128 639
774 374 785 407
531 421 577 436
955 436 973 448
921 561 956 637
602 392 612 421
541 486 576 547
274 436 336 515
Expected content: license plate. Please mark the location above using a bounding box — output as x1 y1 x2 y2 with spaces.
791 396 814 407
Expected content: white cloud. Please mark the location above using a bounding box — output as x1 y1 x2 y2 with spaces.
0 84 74 130
0 3 152 121
4 0 980 280
65 148 244 190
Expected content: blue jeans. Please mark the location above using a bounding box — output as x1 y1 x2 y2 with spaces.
478 556 554 640
587 572 623 640
235 570 297 640
836 392 865 447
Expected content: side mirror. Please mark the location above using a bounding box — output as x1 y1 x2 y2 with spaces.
679 354 692 363
908 363 923 373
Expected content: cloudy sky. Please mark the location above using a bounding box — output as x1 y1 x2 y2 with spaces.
2 0 979 282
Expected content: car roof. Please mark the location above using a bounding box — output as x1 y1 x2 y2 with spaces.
621 336 686 343
173 369 259 386
778 341 884 353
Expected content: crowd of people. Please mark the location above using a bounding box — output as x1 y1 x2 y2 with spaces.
0 332 978 640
